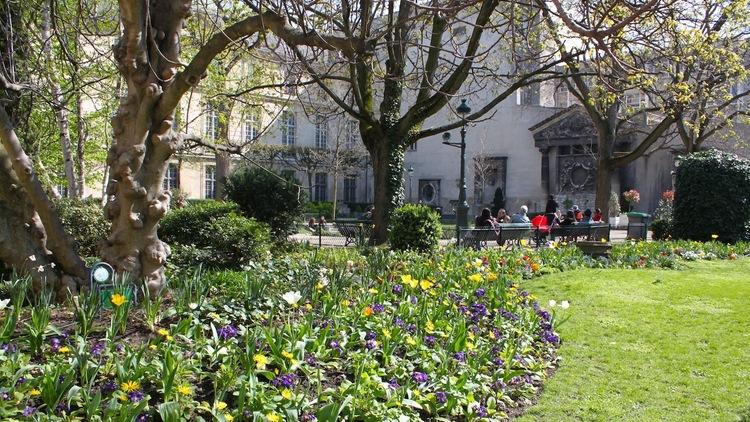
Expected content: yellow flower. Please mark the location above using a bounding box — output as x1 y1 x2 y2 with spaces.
340 299 350 308
58 346 70 353
466 342 475 351
121 380 140 393
166 335 174 341
30 389 41 397
425 320 435 333
281 389 292 400
405 336 417 346
711 234 719 240
419 279 434 291
177 384 192 396
110 293 126 307
282 351 294 360
401 274 418 289
158 328 169 336
305 303 313 311
468 273 482 283
149 344 157 350
362 306 374 317
267 412 281 422
254 354 269 370
224 414 234 422
216 401 228 410
368 288 378 294
600 238 607 243
531 263 540 272
382 328 391 339
487 272 498 282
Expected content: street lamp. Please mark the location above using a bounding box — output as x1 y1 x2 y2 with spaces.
407 166 414 202
443 99 471 245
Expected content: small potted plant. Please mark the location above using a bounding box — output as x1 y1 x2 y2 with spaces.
608 192 621 227
623 189 640 212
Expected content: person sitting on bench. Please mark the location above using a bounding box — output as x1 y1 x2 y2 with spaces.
510 205 531 224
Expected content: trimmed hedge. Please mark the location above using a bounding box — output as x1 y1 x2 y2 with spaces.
389 204 442 252
160 200 270 269
53 198 110 258
673 150 750 243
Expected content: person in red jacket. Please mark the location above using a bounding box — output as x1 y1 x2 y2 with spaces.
592 208 603 222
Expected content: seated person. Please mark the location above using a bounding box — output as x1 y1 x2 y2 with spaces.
580 208 593 224
496 208 511 224
475 208 497 228
560 210 577 226
308 218 317 230
551 209 562 227
571 205 583 222
510 205 531 224
592 208 603 222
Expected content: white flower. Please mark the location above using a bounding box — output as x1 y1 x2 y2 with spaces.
548 299 557 308
0 298 10 310
560 300 570 309
50 263 55 268
282 291 302 305
28 255 36 262
37 265 45 273
189 303 199 310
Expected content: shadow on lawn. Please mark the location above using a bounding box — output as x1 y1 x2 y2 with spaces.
738 406 750 421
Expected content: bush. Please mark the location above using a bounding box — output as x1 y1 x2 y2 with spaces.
160 200 270 269
389 204 442 252
673 150 750 242
305 201 333 219
650 219 672 241
53 198 110 258
225 166 307 238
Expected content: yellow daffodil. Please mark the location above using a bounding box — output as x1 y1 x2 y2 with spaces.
267 412 281 422
466 342 476 351
216 401 228 410
158 328 169 337
281 389 292 400
253 354 269 370
30 389 41 397
487 272 498 282
340 299 350 307
224 414 234 422
468 273 482 283
382 328 391 339
110 293 126 307
121 380 140 393
419 279 434 290
177 384 192 396
368 288 378 294
425 320 435 333
149 344 157 350
406 336 417 346
305 303 313 311
58 346 70 353
282 351 294 360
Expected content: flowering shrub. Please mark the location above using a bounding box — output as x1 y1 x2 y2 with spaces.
0 242 746 420
623 189 640 204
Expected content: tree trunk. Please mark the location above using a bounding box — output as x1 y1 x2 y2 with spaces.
215 151 230 199
75 91 86 197
595 157 613 221
368 138 406 245
42 4 78 198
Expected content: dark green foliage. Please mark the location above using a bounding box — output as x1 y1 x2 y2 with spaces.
53 198 110 258
160 200 270 269
650 219 673 241
673 150 750 242
306 202 333 219
225 166 306 238
389 204 442 252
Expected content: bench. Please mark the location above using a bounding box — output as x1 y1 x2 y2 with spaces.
460 224 534 249
336 222 372 246
550 223 610 243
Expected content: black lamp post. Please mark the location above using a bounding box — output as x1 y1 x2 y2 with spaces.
443 99 471 245
407 165 414 202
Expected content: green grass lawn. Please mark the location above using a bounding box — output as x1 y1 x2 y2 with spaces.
518 259 750 422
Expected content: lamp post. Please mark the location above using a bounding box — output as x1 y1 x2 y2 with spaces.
407 166 414 202
443 99 471 246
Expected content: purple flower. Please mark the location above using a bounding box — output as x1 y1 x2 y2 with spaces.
436 391 447 403
115 343 124 352
493 358 505 367
392 284 403 295
305 355 317 366
365 331 377 341
329 340 341 351
0 392 9 400
388 378 400 389
136 414 150 422
91 342 105 357
501 309 519 321
491 379 507 392
15 376 26 385
22 406 36 417
393 317 405 328
542 330 559 344
410 296 418 305
475 288 486 298
424 336 436 347
412 371 429 383
372 303 385 313
406 324 417 334
365 339 377 350
55 402 69 415
272 373 298 388
128 390 144 403
50 337 62 352
100 379 117 394
536 309 551 322
301 414 317 422
218 325 238 340
475 405 488 417
453 352 466 362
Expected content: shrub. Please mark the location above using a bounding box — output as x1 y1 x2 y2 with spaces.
225 166 307 238
389 204 442 252
53 198 110 257
160 200 270 269
305 201 334 219
650 219 672 241
673 150 750 242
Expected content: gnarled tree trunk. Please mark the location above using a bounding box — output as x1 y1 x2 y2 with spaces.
367 136 406 244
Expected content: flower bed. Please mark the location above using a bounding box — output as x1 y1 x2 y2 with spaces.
0 241 747 420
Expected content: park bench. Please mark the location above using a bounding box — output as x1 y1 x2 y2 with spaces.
460 224 534 249
549 223 610 243
336 222 372 246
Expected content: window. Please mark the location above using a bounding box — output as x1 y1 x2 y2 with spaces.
163 163 179 191
315 116 329 149
554 84 572 107
343 175 356 203
56 184 69 198
245 109 260 141
625 92 646 109
204 107 219 140
204 165 216 199
346 120 358 148
314 172 328 201
281 110 296 145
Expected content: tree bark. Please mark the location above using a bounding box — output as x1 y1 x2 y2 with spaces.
215 151 231 199
367 137 405 244
594 158 613 221
75 91 86 197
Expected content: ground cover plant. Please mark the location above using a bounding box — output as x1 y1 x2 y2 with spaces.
517 259 750 421
0 241 747 420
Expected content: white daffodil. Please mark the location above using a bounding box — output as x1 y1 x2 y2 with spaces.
548 299 557 308
282 291 302 306
0 298 10 310
560 300 570 309
28 255 36 262
37 265 45 273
